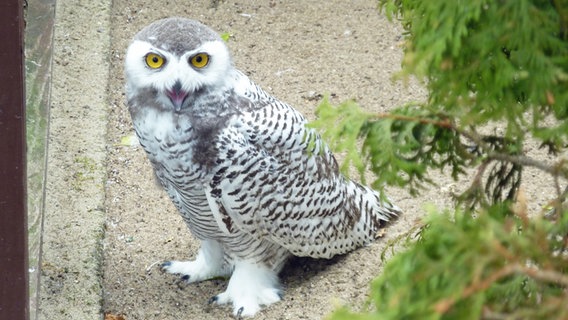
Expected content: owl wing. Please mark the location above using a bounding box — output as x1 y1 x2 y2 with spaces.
203 94 380 258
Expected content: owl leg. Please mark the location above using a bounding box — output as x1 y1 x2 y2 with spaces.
209 260 282 317
161 239 229 282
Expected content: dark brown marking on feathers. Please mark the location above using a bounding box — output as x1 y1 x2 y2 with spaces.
191 117 227 168
218 204 233 233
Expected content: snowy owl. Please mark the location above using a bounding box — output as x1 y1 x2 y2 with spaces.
124 17 401 317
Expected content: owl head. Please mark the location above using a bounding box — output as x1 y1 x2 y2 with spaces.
125 18 233 112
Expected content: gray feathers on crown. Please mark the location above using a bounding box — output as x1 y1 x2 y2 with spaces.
134 17 221 56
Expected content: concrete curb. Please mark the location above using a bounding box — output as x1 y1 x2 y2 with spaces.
39 0 112 318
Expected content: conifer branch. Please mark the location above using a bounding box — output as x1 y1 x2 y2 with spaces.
515 265 568 287
435 264 568 314
371 111 568 180
370 112 454 129
486 152 568 181
329 1 568 318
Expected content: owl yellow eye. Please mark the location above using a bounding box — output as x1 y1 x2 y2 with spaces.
145 53 165 69
190 53 209 68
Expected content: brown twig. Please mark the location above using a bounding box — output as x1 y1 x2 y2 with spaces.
372 111 568 181
434 263 568 314
370 112 454 129
434 264 516 314
486 152 566 179
514 264 568 287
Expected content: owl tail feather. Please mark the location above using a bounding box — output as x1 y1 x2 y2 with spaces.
349 182 402 245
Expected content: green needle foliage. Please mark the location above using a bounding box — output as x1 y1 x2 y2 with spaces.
332 205 568 319
312 0 568 319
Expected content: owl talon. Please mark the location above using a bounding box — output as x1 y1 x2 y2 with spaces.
236 307 244 319
161 242 228 283
207 262 282 317
160 261 172 269
207 296 218 305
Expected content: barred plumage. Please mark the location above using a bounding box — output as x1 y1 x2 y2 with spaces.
125 17 401 317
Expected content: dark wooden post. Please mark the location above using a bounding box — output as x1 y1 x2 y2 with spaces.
0 0 29 319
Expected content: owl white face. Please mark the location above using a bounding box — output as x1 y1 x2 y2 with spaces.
125 21 232 112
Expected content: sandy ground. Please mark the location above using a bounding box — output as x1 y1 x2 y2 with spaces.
39 0 562 319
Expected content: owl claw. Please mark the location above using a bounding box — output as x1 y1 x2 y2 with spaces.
236 307 244 319
207 296 218 305
207 262 281 317
161 258 227 283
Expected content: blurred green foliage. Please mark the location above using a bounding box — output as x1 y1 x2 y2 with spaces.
314 0 568 318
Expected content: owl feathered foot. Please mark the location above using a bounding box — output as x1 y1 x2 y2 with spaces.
209 261 282 318
161 241 282 316
161 240 229 282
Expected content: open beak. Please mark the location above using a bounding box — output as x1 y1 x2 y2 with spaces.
166 81 189 112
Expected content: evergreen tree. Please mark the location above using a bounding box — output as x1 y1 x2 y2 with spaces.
313 0 568 318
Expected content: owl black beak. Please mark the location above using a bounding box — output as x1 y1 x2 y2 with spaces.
166 81 189 112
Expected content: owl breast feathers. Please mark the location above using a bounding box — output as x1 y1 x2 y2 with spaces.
125 17 401 317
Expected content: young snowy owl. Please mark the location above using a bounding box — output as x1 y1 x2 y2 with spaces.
125 17 401 317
